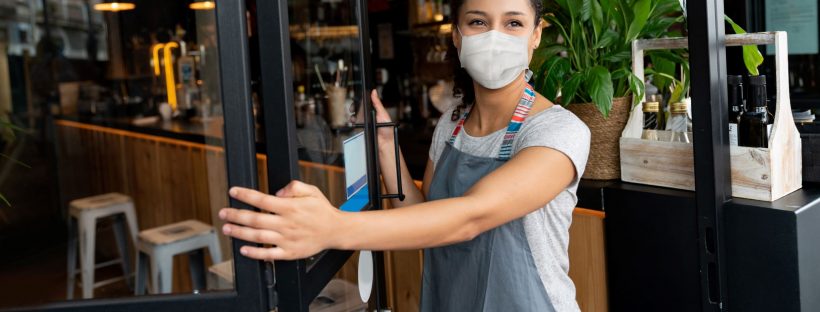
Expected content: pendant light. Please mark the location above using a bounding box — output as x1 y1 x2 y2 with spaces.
189 1 215 10
93 1 136 12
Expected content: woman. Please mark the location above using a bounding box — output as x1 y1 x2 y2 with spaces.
219 0 590 310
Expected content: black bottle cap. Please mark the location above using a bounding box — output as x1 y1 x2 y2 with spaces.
748 75 766 86
727 75 743 85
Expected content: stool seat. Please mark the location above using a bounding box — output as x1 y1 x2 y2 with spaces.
66 193 138 300
70 193 132 212
135 220 222 295
138 220 213 245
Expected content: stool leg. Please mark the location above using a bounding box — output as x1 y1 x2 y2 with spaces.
123 205 138 244
112 214 133 290
207 233 223 264
151 249 174 294
78 216 97 299
188 249 206 292
66 217 78 300
135 251 149 295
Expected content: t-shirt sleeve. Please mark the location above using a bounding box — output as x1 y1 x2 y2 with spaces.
514 108 591 188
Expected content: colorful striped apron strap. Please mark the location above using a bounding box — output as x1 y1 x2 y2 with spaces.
448 84 537 160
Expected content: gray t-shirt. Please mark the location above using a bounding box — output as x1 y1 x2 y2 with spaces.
429 103 590 312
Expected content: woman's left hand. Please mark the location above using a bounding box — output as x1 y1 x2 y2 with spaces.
219 181 344 261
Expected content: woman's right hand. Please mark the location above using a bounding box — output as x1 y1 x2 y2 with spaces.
370 90 395 151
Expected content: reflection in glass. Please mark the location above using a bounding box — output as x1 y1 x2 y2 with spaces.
0 0 236 307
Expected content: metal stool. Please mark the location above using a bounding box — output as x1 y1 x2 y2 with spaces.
134 220 222 294
67 193 139 299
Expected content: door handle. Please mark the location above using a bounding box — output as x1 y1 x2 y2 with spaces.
354 109 405 202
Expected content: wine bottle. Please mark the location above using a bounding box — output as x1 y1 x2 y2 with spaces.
641 96 661 141
727 75 744 146
738 75 770 148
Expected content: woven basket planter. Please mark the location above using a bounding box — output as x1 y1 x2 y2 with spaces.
566 96 631 180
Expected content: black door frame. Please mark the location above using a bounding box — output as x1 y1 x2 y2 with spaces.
254 0 388 311
3 0 269 311
688 0 731 310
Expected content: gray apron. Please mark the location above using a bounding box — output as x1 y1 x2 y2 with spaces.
420 85 556 312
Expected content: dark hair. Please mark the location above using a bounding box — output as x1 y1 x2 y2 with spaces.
448 0 544 121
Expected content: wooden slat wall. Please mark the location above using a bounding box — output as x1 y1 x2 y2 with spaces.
57 121 229 292
569 209 608 312
56 120 607 311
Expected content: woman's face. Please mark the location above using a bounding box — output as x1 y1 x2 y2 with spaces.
452 0 543 62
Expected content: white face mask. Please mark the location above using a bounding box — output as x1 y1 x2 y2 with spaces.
458 28 532 90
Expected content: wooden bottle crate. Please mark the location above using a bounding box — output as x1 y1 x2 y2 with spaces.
620 32 801 202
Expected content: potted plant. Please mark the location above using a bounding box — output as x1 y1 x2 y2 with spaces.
531 0 684 180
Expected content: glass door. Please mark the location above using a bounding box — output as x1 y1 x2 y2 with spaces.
251 0 388 311
0 0 268 311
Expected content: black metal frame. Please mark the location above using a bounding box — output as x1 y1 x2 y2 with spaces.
687 0 731 310
255 0 387 311
1 1 269 311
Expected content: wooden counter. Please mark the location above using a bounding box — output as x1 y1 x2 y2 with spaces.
55 118 607 311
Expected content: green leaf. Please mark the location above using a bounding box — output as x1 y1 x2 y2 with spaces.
0 120 28 134
0 153 30 169
566 0 582 19
603 51 632 62
590 0 604 39
725 15 747 35
611 68 628 80
555 0 569 11
628 71 646 106
0 193 9 207
595 30 619 49
648 51 677 90
538 57 571 102
562 72 585 105
580 0 592 21
670 80 685 104
531 44 568 72
626 0 652 41
585 66 615 117
642 16 683 38
651 0 684 16
725 15 764 76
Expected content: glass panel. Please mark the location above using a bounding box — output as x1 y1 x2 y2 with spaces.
0 0 242 307
281 0 369 212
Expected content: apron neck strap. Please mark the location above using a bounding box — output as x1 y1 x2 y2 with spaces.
449 84 537 161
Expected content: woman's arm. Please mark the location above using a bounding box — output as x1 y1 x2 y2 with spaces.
220 146 574 260
371 90 432 207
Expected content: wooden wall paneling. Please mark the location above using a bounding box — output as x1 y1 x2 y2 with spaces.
326 166 344 207
121 135 140 223
205 149 232 261
190 147 213 225
568 210 608 312
385 249 422 312
257 155 269 193
131 137 162 230
118 134 131 196
157 142 194 224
